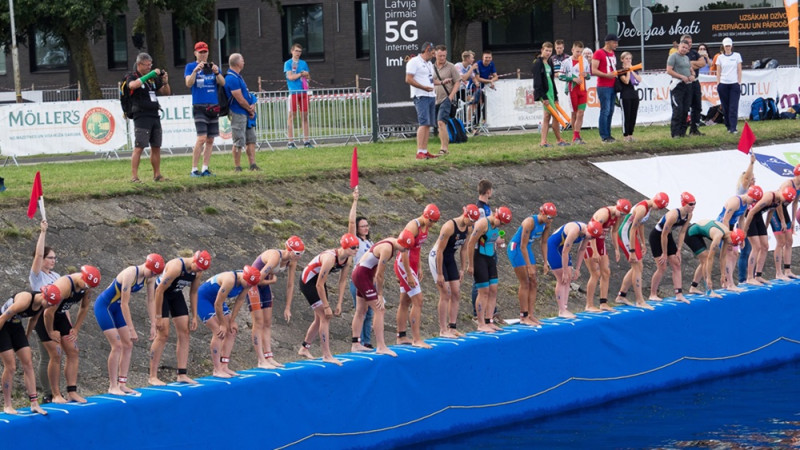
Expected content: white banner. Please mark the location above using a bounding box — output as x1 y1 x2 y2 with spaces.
157 95 232 149
0 100 127 156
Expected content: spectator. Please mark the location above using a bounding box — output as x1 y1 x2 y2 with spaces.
474 50 498 133
592 34 619 143
454 50 478 129
225 53 260 172
549 39 570 74
532 42 568 147
126 53 171 182
405 41 437 160
618 52 641 142
284 43 313 149
669 41 679 55
715 37 742 134
560 41 590 144
697 44 711 74
666 40 694 138
185 41 225 177
432 44 460 155
682 34 710 136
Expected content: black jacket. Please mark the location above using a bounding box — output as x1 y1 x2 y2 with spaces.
532 57 558 103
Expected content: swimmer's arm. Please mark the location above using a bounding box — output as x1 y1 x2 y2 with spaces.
316 255 335 308
73 291 91 335
25 310 41 338
215 276 233 329
285 260 298 311
520 218 533 266
336 259 352 313
435 221 454 276
348 187 359 236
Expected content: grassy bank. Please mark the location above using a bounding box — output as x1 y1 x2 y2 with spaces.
1 120 798 206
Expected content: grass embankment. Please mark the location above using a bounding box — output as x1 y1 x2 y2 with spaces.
1 120 798 205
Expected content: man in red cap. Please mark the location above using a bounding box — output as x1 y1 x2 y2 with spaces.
185 42 225 177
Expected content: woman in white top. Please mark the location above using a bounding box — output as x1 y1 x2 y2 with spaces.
715 37 743 134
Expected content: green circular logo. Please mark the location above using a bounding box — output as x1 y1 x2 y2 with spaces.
82 108 115 145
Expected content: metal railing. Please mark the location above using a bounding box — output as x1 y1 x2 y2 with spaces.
253 87 372 148
40 87 119 102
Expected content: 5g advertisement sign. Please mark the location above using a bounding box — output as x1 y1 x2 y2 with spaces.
372 0 447 130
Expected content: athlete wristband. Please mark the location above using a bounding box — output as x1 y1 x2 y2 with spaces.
628 248 635 252
139 70 158 83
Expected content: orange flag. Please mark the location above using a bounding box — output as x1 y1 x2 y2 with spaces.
786 0 799 53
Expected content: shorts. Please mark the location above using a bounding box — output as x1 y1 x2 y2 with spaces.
95 300 126 331
585 236 606 258
247 284 273 312
0 320 29 352
770 205 791 233
300 275 325 309
193 106 220 137
436 97 452 123
394 258 422 297
351 265 378 301
34 311 72 342
546 238 572 270
648 228 678 258
473 251 498 289
197 294 231 323
414 96 436 127
684 232 708 256
747 210 768 237
570 88 588 111
162 289 190 318
231 112 257 148
290 92 309 113
428 249 460 282
134 117 163 149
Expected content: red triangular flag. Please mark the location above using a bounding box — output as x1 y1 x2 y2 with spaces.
350 147 359 189
738 122 756 154
27 171 43 219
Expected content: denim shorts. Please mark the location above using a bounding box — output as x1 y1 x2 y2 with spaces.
414 96 436 126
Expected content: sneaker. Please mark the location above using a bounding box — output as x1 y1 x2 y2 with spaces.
287 142 298 149
556 140 570 147
303 141 314 149
573 138 586 145
190 170 201 178
201 169 214 177
249 163 261 171
235 166 243 172
602 137 616 144
689 130 705 136
415 152 438 160
729 129 738 134
539 143 552 148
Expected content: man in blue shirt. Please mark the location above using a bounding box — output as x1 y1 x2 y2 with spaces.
184 41 225 177
225 53 260 172
284 43 313 149
473 51 498 132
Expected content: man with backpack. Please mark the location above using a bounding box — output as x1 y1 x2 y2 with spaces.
124 52 171 183
433 45 460 156
185 42 225 177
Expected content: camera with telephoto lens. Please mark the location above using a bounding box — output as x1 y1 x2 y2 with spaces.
203 62 214 74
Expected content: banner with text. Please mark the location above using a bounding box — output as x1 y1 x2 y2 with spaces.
372 0 447 127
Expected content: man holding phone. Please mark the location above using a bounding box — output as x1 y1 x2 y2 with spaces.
185 42 225 177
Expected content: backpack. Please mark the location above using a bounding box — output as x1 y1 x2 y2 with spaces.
764 97 779 120
446 117 468 144
120 74 134 119
217 72 230 117
750 97 766 121
703 105 725 125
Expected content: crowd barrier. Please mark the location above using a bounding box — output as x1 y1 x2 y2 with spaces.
3 280 799 449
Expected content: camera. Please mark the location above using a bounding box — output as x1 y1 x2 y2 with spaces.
202 62 214 74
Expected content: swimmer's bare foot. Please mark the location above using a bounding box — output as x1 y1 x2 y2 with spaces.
635 301 654 310
689 287 704 295
266 358 284 368
776 274 790 281
599 303 615 311
476 325 495 333
67 392 87 403
489 322 502 331
223 367 238 377
412 340 432 349
52 395 68 404
558 310 577 319
786 271 799 279
675 294 690 303
453 329 466 337
298 346 314 359
212 370 232 378
756 276 770 284
709 291 722 299
108 387 126 396
3 405 18 414
438 330 458 338
30 404 47 415
376 346 398 357
396 336 412 345
615 295 633 306
743 278 762 286
584 306 602 313
121 386 139 395
648 294 663 301
148 377 166 386
258 361 275 369
176 375 198 384
351 343 372 352
726 286 744 293
520 317 539 325
322 356 343 366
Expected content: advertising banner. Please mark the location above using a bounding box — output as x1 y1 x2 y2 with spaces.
156 95 233 149
371 0 447 127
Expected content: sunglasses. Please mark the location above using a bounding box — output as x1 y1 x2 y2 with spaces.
197 50 208 54
45 256 57 261
349 246 359 251
292 250 304 257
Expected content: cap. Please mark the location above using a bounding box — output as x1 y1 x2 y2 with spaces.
397 229 415 249
616 198 632 214
423 203 441 222
194 41 209 52
730 228 745 246
80 265 101 288
653 192 670 209
41 284 61 306
680 192 696 207
587 220 603 238
495 206 512 224
540 202 557 217
794 164 800 177
605 33 619 42
341 233 359 249
722 37 733 47
242 265 262 286
747 185 764 201
193 250 212 271
286 235 305 256
145 253 165 274
781 185 797 203
464 204 481 222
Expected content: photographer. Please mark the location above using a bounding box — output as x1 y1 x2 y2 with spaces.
185 42 225 177
126 52 171 183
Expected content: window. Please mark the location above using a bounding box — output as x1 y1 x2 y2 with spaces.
482 6 553 51
29 29 69 72
282 4 324 60
355 1 370 59
218 9 241 63
106 15 128 70
172 15 187 66
0 46 6 75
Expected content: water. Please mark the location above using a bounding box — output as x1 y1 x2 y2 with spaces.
416 360 800 449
